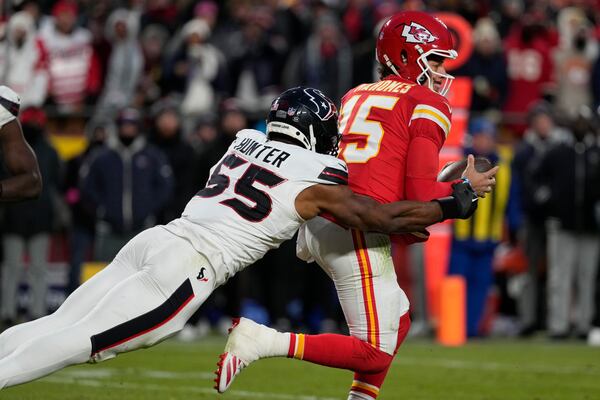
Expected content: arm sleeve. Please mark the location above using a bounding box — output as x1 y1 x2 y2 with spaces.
404 124 454 200
404 95 455 200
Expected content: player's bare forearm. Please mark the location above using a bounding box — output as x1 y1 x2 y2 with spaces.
296 184 443 234
371 200 443 233
335 195 442 233
0 120 42 201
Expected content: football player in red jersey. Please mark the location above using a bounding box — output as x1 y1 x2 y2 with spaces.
216 11 499 399
0 87 478 391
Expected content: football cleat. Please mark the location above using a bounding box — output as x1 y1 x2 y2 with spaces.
214 317 259 393
214 351 247 393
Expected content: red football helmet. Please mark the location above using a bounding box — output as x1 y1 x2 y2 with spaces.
376 11 457 96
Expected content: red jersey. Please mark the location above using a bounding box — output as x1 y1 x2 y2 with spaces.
502 29 554 133
338 75 455 205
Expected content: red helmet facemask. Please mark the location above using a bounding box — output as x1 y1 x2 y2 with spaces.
376 11 457 96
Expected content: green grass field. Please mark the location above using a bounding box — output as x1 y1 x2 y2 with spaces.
3 336 599 400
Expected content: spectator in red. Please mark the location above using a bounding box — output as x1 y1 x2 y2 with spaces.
343 0 377 85
140 0 179 34
0 11 49 108
39 0 101 114
503 14 555 135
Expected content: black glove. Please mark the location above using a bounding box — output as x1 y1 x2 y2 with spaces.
434 180 478 220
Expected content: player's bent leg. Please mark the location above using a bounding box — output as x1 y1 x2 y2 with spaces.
215 317 394 394
0 258 136 359
303 219 410 398
216 220 409 394
348 312 411 400
302 219 409 355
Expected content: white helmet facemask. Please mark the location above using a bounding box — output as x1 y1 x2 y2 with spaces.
415 47 457 97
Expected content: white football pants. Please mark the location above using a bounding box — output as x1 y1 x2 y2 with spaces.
0 226 216 389
298 217 410 356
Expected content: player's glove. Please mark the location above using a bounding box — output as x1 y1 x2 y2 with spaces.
434 179 478 220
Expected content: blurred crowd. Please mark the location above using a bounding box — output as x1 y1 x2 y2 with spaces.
0 0 600 343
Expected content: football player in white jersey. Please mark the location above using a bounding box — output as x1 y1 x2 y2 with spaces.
0 87 476 390
0 86 42 201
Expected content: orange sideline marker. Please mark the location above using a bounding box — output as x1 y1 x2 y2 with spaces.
437 275 466 346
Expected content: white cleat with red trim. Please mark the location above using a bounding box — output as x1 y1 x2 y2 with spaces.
214 351 247 393
214 317 278 393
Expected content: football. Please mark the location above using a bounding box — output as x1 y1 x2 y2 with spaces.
437 156 494 182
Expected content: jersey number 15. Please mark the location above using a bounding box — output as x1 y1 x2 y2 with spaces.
339 94 399 163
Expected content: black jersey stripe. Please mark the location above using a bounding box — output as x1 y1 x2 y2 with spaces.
318 167 348 185
0 96 19 117
90 279 195 356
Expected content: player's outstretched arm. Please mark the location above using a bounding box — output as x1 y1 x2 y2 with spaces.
295 181 477 234
0 119 42 201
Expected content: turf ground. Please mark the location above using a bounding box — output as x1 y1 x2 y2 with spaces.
3 336 599 400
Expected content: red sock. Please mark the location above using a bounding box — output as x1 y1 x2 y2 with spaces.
350 313 411 399
287 332 392 374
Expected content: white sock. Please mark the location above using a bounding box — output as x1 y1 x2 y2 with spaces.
227 318 291 362
348 391 376 400
253 323 290 358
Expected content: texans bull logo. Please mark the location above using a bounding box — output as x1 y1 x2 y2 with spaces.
401 22 438 44
302 88 337 121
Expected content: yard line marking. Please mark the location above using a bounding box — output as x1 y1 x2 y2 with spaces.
394 356 598 376
42 376 340 400
57 367 214 380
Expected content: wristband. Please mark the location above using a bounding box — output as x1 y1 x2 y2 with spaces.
433 197 461 220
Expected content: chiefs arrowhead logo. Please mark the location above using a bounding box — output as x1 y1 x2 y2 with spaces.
401 22 438 44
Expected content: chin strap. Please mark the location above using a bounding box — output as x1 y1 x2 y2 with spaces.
308 125 317 151
383 54 401 77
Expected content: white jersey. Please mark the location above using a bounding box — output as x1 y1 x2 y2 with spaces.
163 129 348 285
